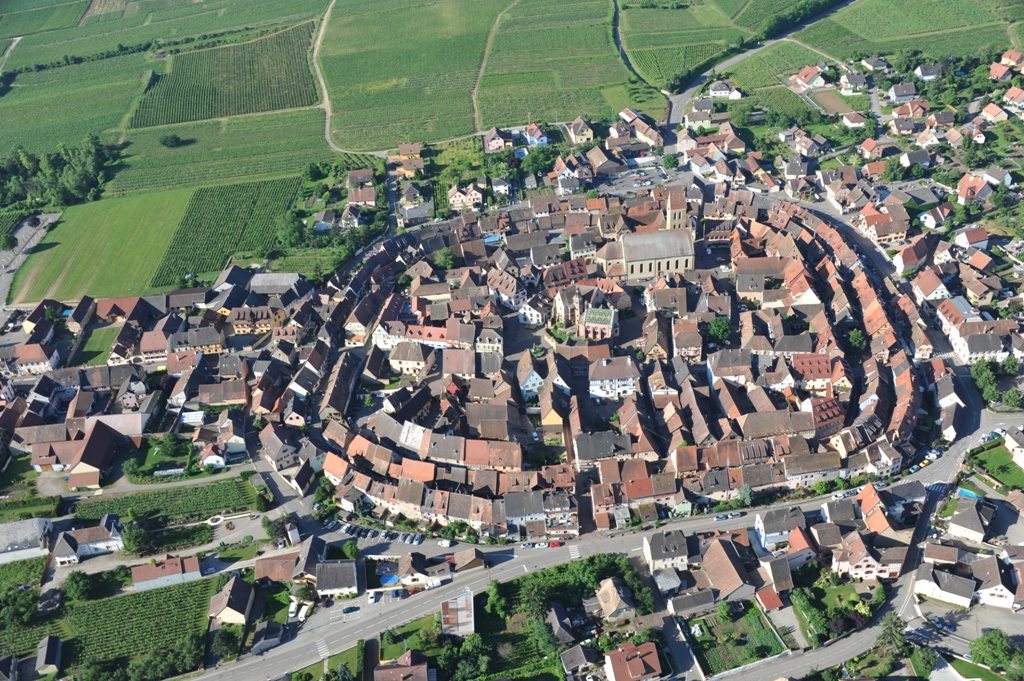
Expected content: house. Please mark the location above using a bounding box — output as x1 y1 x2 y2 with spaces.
915 64 941 81
260 422 298 470
991 62 1013 81
947 496 993 543
441 593 475 635
525 123 548 146
913 563 975 608
788 527 817 570
795 65 826 90
888 83 918 103
35 635 61 676
595 577 635 622
982 102 1010 123
704 538 755 601
954 226 989 251
375 650 428 681
900 149 930 169
251 621 284 655
755 507 806 550
840 72 867 94
709 80 742 99
831 531 905 580
547 602 575 645
643 529 693 572
389 342 434 376
589 356 639 399
842 112 866 128
315 560 359 597
208 575 254 625
984 166 1011 187
132 555 201 591
51 514 123 566
861 57 889 71
562 645 601 677
0 518 52 565
567 117 594 145
448 184 483 211
973 555 1019 609
605 642 661 681
483 127 513 153
957 174 992 205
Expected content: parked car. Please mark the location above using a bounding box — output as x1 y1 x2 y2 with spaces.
342 606 359 614
438 539 454 548
521 543 535 549
548 541 563 548
204 567 216 575
413 534 424 545
919 460 931 468
714 515 727 521
536 542 549 548
728 512 743 518
325 520 337 530
288 601 298 618
910 465 920 473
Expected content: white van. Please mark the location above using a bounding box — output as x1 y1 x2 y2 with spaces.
288 601 298 618
368 591 378 605
437 539 453 548
298 604 310 623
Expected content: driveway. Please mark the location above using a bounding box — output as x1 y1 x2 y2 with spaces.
768 601 809 649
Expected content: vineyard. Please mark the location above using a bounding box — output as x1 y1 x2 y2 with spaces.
727 41 821 91
0 0 87 39
796 15 1007 60
0 212 23 236
130 22 318 127
754 85 814 117
74 477 258 525
825 0 996 40
733 0 797 27
0 557 46 591
629 42 725 87
150 177 300 286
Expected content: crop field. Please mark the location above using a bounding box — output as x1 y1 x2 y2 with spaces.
269 248 342 278
630 42 725 88
0 53 149 152
0 557 46 591
10 188 190 304
478 0 662 127
727 41 823 91
0 212 23 236
150 177 299 286
319 0 506 150
755 85 814 117
707 0 748 17
0 0 87 39
75 477 257 525
796 0 1008 60
108 109 337 193
130 22 318 127
3 0 329 70
0 577 214 664
733 0 799 28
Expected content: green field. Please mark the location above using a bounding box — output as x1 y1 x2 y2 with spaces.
73 325 121 365
0 54 150 152
319 0 507 150
10 188 191 304
108 109 338 193
796 0 1008 59
0 0 87 39
130 22 319 127
269 248 342 278
727 40 823 91
478 0 663 127
150 177 300 286
0 557 46 591
756 84 816 117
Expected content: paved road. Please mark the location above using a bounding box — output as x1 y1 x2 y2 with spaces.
0 213 60 311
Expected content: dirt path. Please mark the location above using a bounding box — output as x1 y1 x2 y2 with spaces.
1010 22 1020 49
311 0 346 153
781 37 848 70
0 36 21 72
472 0 522 132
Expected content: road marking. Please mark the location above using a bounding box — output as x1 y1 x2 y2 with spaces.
316 639 329 659
522 565 528 574
568 545 581 560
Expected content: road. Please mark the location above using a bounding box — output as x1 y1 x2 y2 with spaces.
0 213 60 314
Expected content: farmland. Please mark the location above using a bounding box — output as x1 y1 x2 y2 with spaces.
756 86 815 117
0 577 214 667
0 212 23 236
150 177 300 286
477 0 663 128
0 0 87 39
726 40 823 91
795 0 1009 60
130 22 319 128
0 53 150 152
10 188 191 304
0 557 46 591
319 0 507 150
107 109 338 194
74 477 258 525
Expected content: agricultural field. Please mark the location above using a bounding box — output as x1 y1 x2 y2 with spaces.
0 0 87 39
0 212 23 236
107 109 338 193
0 53 150 152
754 85 815 117
269 248 343 278
319 0 507 150
795 0 1009 60
0 557 46 591
478 0 663 128
0 577 214 666
10 188 191 304
150 177 300 286
130 22 318 127
73 324 120 365
726 40 823 91
733 0 799 28
74 477 258 525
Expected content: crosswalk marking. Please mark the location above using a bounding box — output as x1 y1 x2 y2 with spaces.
569 545 581 560
316 639 329 659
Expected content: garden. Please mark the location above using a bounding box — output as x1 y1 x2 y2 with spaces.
74 476 258 527
969 442 1024 491
789 562 886 647
0 557 46 591
688 601 785 675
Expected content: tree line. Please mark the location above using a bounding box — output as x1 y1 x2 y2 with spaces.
0 136 119 210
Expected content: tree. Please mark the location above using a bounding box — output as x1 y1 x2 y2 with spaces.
847 328 867 352
707 316 731 342
812 479 834 497
211 628 239 659
717 600 733 623
983 383 1001 404
485 580 508 618
1005 388 1022 409
875 612 908 658
972 359 997 389
1004 354 1021 376
336 662 355 681
528 616 558 655
63 570 92 601
158 134 184 148
912 647 938 676
382 629 399 646
341 540 359 560
738 483 753 507
882 156 907 182
276 211 306 248
0 233 16 251
434 247 454 270
971 630 1015 670
663 154 679 169
363 393 374 408
0 586 38 630
296 583 316 602
826 614 848 637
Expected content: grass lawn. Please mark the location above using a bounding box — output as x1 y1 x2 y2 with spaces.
940 497 959 518
11 188 192 304
260 584 292 625
819 584 859 611
329 643 363 678
73 325 120 366
365 560 383 589
0 454 40 498
217 543 260 562
971 446 1024 489
382 615 443 661
959 479 985 496
83 567 133 600
950 657 1006 681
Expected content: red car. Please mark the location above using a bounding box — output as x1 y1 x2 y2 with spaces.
548 541 563 548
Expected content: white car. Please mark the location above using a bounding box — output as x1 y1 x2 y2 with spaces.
298 604 310 623
536 542 549 548
926 453 938 461
288 601 298 618
438 539 453 548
